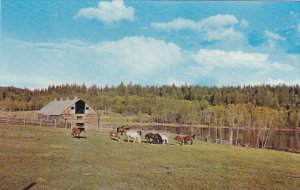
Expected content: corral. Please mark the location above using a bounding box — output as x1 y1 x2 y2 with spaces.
1 124 300 189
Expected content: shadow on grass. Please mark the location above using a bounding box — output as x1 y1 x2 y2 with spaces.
72 136 87 139
110 138 121 142
23 182 37 190
141 140 178 146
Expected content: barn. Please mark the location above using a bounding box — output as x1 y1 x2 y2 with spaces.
37 97 99 130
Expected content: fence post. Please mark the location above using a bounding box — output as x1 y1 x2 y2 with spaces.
46 116 49 127
54 119 56 128
40 119 42 126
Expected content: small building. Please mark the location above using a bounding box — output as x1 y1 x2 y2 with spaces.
37 97 99 130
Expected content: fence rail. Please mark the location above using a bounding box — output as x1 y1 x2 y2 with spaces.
0 116 59 127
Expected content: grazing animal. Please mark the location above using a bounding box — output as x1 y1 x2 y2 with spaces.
145 133 163 144
174 136 185 145
184 135 196 145
110 131 121 141
137 130 142 136
125 130 141 143
71 127 85 138
117 126 131 135
174 135 196 145
159 134 169 144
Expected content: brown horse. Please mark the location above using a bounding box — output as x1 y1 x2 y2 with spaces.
110 131 121 141
174 136 184 145
71 127 85 138
174 135 196 145
117 126 131 135
184 135 196 145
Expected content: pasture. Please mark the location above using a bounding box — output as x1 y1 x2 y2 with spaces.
1 125 300 190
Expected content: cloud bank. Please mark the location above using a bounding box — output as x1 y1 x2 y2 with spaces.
1 37 298 88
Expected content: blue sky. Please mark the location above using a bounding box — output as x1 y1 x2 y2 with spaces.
1 0 300 89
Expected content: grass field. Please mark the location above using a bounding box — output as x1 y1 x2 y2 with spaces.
1 125 300 190
99 110 136 123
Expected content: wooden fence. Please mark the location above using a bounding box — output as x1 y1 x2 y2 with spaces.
0 116 60 127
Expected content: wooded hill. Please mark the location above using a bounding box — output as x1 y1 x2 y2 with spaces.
0 83 299 129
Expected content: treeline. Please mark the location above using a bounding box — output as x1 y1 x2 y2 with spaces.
0 83 299 129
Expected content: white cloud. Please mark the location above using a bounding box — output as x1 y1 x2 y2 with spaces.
152 14 240 31
266 78 300 86
200 15 244 42
265 30 285 41
73 1 135 24
0 37 186 87
266 78 286 85
200 14 239 29
264 30 286 49
91 36 185 73
202 27 244 42
191 49 292 71
298 23 300 33
151 18 197 31
1 37 297 88
240 19 249 28
151 14 244 42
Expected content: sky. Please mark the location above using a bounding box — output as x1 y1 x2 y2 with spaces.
0 0 300 89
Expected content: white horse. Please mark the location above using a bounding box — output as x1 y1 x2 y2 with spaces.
160 134 169 144
125 130 141 143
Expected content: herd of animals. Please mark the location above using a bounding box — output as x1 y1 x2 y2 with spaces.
71 125 196 145
110 126 196 145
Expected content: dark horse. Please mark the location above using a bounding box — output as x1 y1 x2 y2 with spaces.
145 133 163 144
175 135 196 145
71 127 85 138
117 126 131 135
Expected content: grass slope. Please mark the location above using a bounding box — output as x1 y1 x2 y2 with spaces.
0 125 300 190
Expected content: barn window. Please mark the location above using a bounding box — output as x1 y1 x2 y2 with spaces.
76 122 84 128
77 116 83 120
86 107 89 110
75 100 85 114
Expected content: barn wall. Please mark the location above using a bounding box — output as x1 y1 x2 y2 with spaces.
61 103 99 130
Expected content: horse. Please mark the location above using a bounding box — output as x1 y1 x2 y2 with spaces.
71 127 85 138
117 126 131 135
145 133 163 144
110 131 121 141
159 134 169 144
125 130 141 143
174 136 184 145
184 135 196 145
175 135 196 145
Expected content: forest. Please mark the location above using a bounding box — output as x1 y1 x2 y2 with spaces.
0 83 299 129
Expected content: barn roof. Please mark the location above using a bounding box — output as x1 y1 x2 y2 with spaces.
38 99 80 115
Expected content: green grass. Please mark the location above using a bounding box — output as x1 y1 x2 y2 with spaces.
98 110 137 123
1 125 300 190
